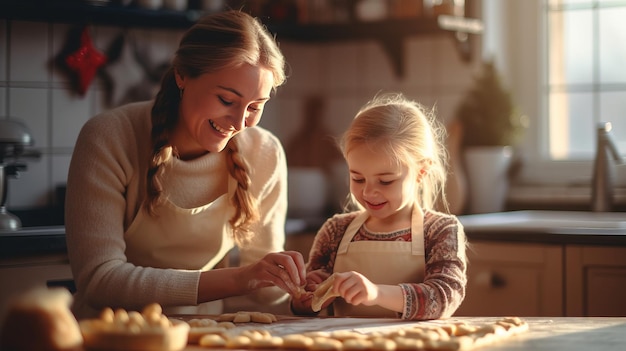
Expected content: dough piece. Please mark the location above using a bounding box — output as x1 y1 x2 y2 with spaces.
393 336 425 350
217 313 236 322
217 311 277 324
187 326 228 344
232 312 252 323
342 338 373 350
280 334 314 349
225 335 252 349
187 318 218 328
311 274 340 312
309 336 343 351
249 336 284 348
250 312 275 324
369 337 396 351
198 334 227 348
0 287 83 351
424 338 473 351
329 330 367 341
216 321 237 329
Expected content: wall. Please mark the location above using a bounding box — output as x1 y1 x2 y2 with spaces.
0 17 478 213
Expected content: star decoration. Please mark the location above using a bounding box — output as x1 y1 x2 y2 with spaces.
105 34 145 107
65 27 107 95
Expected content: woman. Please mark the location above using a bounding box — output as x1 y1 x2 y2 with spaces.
65 10 305 319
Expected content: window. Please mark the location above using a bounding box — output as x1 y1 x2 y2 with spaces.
547 0 626 160
482 0 626 186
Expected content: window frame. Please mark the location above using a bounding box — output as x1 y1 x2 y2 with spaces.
481 0 626 187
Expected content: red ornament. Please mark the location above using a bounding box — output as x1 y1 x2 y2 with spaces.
65 27 107 95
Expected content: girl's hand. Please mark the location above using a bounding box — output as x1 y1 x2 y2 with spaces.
334 271 380 306
243 251 306 296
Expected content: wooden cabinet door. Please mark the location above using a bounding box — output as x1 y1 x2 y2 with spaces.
565 245 626 317
0 254 73 330
455 241 564 317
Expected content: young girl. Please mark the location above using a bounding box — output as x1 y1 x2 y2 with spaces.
291 93 467 320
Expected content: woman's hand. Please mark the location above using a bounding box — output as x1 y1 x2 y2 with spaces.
241 251 307 296
290 269 330 315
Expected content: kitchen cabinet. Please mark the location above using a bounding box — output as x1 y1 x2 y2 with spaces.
0 1 482 77
0 253 73 330
455 241 564 317
565 245 626 317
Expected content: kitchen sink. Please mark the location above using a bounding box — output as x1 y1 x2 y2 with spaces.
458 210 626 232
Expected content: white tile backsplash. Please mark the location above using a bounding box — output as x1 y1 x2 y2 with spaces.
433 36 476 88
2 18 477 210
9 88 49 149
403 37 437 89
0 20 6 82
280 42 324 96
51 88 92 148
9 21 50 82
327 42 362 92
0 88 5 116
362 41 398 90
51 23 73 84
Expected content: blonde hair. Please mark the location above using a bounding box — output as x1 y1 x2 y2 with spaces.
146 10 286 245
340 93 449 212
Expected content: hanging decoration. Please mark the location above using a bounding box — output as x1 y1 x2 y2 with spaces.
64 26 107 95
103 33 147 107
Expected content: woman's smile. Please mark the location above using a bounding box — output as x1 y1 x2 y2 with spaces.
209 119 233 136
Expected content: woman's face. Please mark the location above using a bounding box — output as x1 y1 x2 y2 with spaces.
173 63 274 158
346 144 417 227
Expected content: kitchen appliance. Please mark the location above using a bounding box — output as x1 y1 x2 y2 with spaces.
0 118 35 230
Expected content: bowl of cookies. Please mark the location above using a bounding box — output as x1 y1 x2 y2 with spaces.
79 303 189 351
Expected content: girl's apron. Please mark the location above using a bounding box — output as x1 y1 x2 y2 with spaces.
333 206 426 317
124 177 237 315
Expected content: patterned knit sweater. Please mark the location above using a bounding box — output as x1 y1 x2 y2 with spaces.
306 210 467 320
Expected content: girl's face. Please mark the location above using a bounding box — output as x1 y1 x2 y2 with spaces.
173 63 274 158
346 144 418 227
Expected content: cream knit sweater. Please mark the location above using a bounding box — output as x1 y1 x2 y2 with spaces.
65 101 288 318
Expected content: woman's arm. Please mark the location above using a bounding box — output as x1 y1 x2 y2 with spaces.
66 109 202 315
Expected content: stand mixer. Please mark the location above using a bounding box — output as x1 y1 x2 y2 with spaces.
0 118 35 230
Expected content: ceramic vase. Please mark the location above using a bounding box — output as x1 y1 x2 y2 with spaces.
463 146 513 214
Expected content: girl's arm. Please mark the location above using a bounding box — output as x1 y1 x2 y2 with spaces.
399 215 468 320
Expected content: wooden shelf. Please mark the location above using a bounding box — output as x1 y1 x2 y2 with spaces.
0 1 483 77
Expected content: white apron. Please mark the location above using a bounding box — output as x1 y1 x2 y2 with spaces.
333 206 426 317
124 177 237 315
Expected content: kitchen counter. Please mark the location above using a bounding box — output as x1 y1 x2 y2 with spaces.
0 226 66 259
177 316 626 351
457 210 626 246
2 210 625 259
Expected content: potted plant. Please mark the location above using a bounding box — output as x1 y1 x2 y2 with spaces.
454 60 527 214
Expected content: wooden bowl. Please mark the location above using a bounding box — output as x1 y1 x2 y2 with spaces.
80 318 189 351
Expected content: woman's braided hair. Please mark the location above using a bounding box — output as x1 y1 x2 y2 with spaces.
145 10 286 244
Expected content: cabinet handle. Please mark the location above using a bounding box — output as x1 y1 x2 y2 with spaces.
475 271 507 289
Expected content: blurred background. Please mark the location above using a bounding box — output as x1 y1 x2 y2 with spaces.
0 0 625 222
